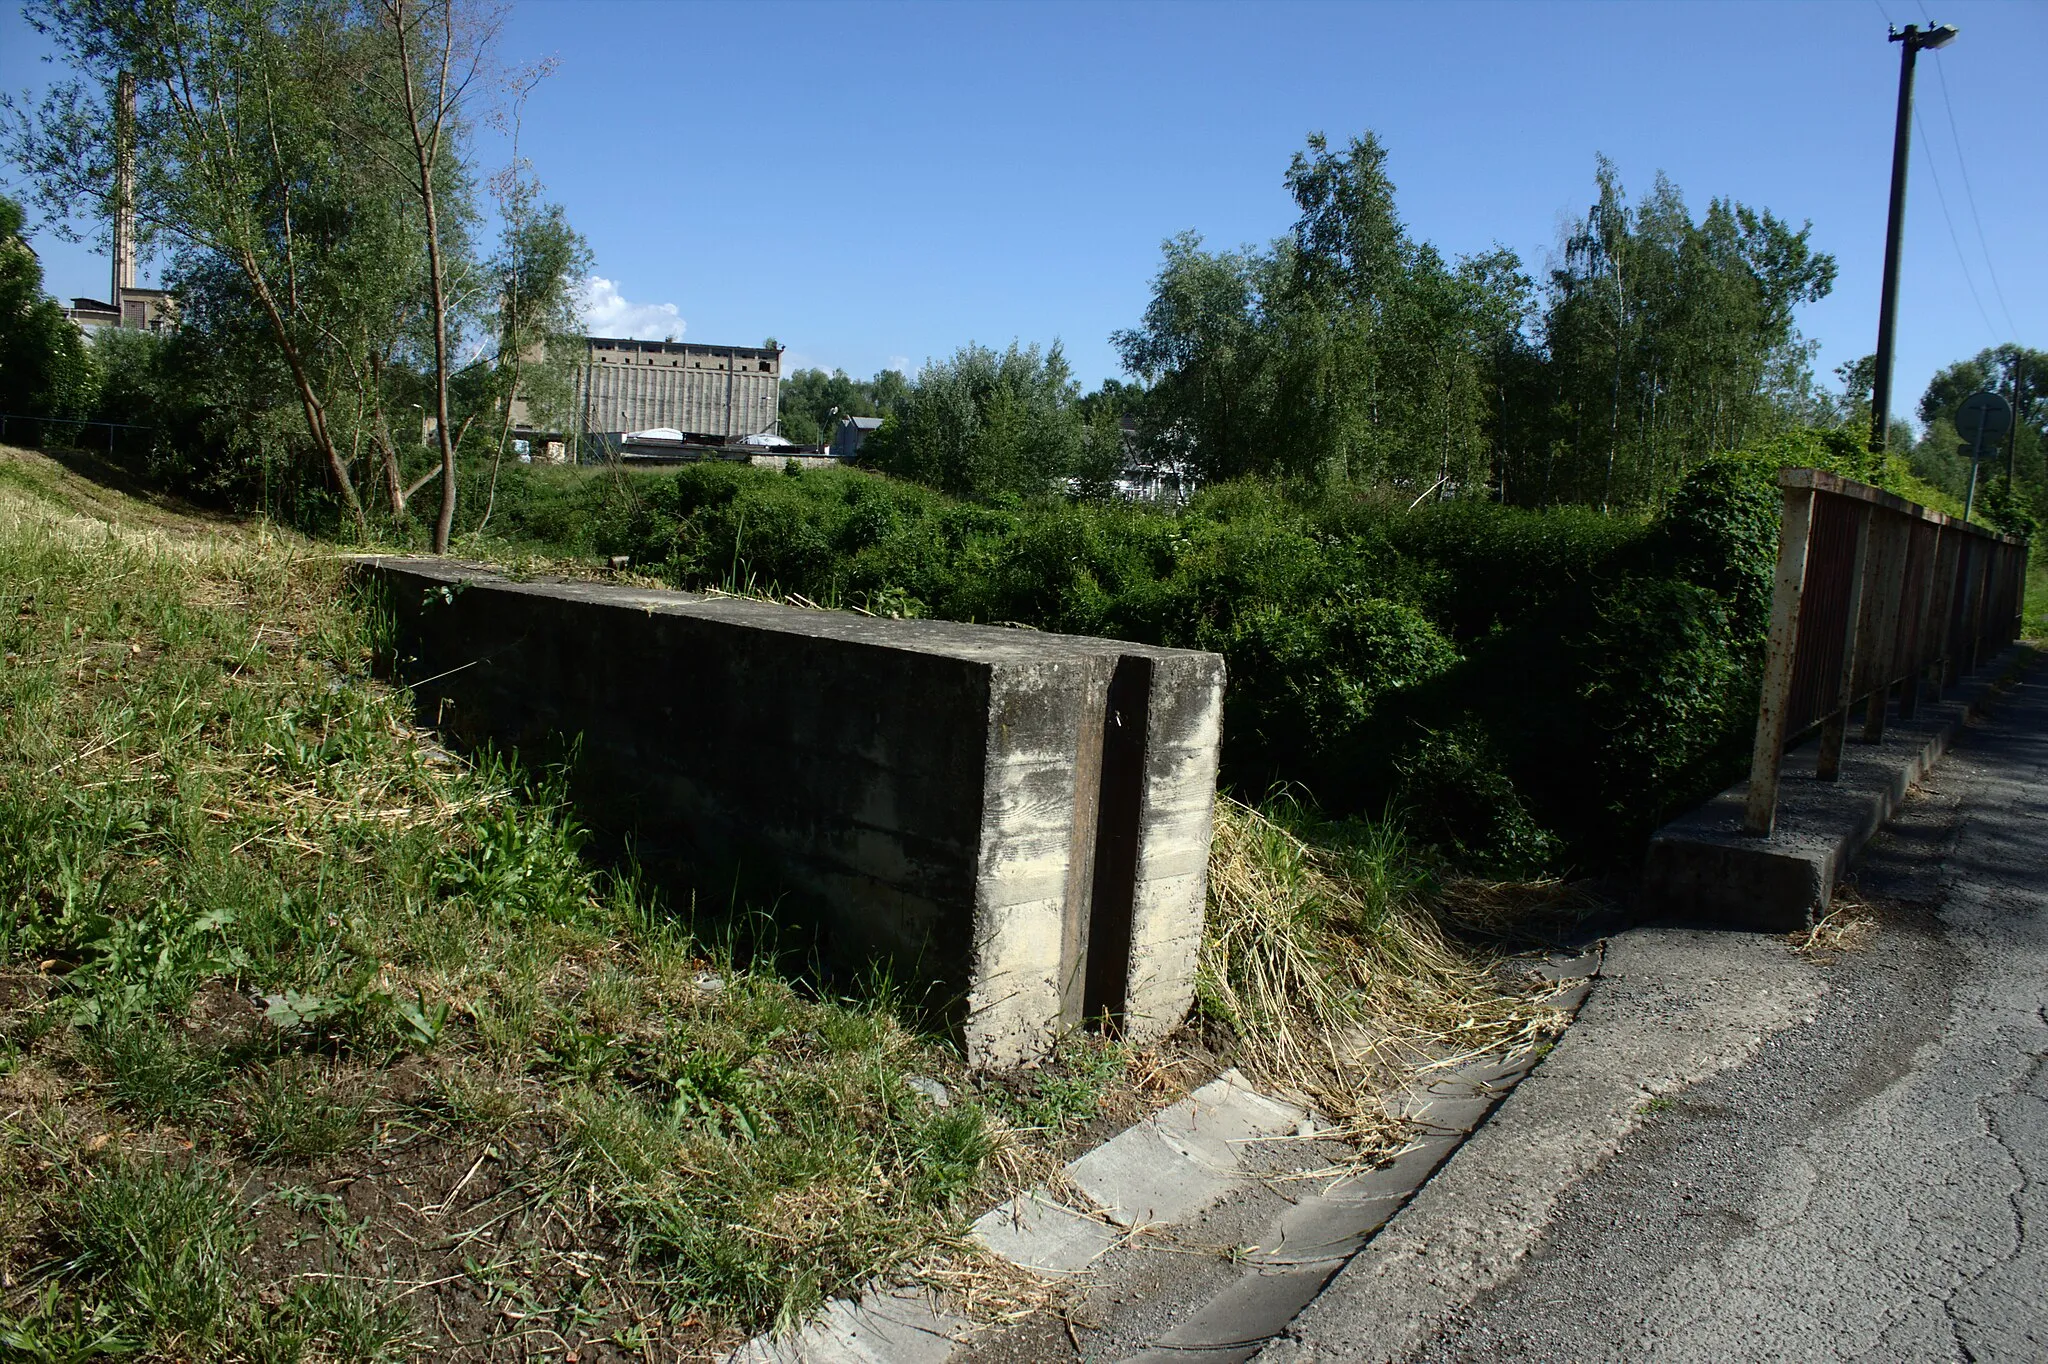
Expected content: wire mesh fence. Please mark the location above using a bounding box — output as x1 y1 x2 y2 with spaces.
1745 468 2030 835
0 413 157 461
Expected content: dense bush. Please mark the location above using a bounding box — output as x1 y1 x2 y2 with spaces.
464 463 1734 869
462 435 1938 871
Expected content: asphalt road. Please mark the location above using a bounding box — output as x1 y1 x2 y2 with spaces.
1261 659 2048 1364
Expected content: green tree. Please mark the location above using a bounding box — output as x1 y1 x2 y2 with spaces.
1912 346 2047 533
778 366 910 446
8 0 390 534
1117 132 1532 493
358 0 497 552
0 194 95 426
460 62 589 536
1533 160 1836 509
1113 232 1278 482
863 342 1086 502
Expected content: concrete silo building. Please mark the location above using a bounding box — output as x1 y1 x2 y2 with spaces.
574 338 783 446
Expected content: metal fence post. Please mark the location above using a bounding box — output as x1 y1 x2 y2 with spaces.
2003 544 2021 642
1860 511 1911 744
1745 484 1818 835
2011 544 2029 642
2021 544 2034 641
1818 503 1874 781
1964 542 1991 671
1898 521 1932 719
1930 531 1962 697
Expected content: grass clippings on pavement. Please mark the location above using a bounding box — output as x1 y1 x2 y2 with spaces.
1789 889 1881 962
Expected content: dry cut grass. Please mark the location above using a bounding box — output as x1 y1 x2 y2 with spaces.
1200 795 1585 1149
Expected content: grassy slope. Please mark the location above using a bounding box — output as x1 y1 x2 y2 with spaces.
0 448 1562 1361
0 448 1150 1360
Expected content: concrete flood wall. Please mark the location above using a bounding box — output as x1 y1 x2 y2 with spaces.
354 558 1225 1067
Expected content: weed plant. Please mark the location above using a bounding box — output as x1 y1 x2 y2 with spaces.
0 448 1138 1358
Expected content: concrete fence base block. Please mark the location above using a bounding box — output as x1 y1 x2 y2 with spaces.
1643 646 2032 930
353 558 1225 1068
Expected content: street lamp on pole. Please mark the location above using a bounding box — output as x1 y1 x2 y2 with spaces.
1869 21 1958 456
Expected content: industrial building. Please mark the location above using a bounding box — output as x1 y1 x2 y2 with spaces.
573 338 782 444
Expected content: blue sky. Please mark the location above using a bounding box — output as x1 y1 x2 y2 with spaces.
4 0 2042 428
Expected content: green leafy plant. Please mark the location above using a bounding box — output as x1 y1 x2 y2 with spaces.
392 989 451 1050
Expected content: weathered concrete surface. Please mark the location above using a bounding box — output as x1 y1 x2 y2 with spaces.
1063 1071 1308 1230
1250 929 1825 1364
355 558 1224 1066
730 1289 966 1364
1643 646 2023 929
1260 648 2048 1363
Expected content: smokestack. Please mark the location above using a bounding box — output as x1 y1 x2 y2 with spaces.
112 70 135 312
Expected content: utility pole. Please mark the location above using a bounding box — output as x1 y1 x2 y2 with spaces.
1869 22 1958 455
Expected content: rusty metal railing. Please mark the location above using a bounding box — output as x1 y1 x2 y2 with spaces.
1744 468 2030 836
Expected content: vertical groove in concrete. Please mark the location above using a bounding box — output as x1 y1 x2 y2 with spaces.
1084 655 1152 1026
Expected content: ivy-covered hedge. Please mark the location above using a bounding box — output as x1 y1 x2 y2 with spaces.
465 435 1917 872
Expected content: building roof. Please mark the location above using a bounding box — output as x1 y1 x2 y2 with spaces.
841 416 885 432
586 337 782 361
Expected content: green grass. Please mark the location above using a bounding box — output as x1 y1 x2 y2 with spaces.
0 446 1572 1357
0 446 1149 1357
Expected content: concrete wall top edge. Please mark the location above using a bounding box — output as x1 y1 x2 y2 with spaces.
359 557 1223 670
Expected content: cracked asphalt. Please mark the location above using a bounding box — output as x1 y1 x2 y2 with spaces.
1263 658 2048 1363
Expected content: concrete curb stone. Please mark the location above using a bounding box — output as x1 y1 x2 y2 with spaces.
725 953 1603 1363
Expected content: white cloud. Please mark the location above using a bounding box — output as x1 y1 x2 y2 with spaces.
578 275 684 341
886 355 912 375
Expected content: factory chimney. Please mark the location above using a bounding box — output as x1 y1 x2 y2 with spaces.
111 71 135 315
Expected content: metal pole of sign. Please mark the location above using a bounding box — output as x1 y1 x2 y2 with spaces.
1963 416 1985 522
1958 389 2013 525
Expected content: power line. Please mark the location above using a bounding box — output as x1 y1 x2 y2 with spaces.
1928 61 2021 340
1916 1 2019 339
1912 104 2000 342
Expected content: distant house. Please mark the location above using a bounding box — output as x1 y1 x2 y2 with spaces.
64 297 121 332
832 415 884 461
